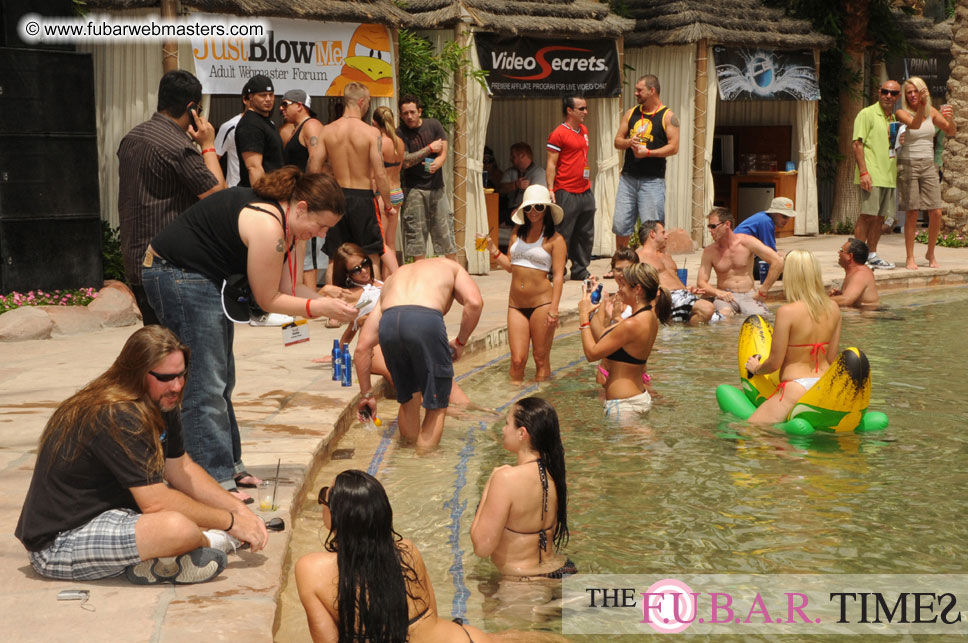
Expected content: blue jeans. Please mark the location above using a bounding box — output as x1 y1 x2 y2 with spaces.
613 174 665 235
142 259 241 484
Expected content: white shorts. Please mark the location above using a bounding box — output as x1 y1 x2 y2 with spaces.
604 390 652 422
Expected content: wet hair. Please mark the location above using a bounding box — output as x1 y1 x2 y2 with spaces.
562 95 584 117
845 237 869 265
901 76 932 113
38 326 189 476
343 81 370 107
372 106 401 156
253 167 345 216
324 470 418 643
332 242 371 289
510 141 533 158
157 70 202 118
623 263 671 324
610 248 639 269
782 249 828 321
640 74 660 94
708 207 733 228
511 397 569 552
398 93 420 111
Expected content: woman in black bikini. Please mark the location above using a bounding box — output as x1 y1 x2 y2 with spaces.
296 470 499 643
578 263 671 422
488 185 567 383
373 106 405 259
470 397 573 579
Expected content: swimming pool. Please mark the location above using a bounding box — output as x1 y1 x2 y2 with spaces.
276 286 968 640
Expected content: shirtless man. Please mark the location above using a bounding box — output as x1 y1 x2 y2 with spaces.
320 82 398 279
698 207 783 317
355 258 483 449
829 238 879 308
637 220 717 324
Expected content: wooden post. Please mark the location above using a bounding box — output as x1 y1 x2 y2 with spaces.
453 22 468 268
161 0 178 73
691 39 709 244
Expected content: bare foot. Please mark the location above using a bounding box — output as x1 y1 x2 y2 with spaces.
311 355 333 364
228 489 253 503
905 259 918 270
927 257 940 268
325 318 342 328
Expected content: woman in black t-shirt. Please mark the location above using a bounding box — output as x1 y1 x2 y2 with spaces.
143 167 357 500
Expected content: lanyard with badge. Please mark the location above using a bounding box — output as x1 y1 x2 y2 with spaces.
279 202 311 347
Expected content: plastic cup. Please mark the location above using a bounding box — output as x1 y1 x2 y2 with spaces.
941 104 953 118
676 268 688 285
475 233 488 252
257 481 278 512
423 157 433 173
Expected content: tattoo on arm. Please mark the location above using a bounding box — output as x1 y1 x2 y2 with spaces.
669 113 680 128
276 238 284 253
402 148 426 168
308 136 318 148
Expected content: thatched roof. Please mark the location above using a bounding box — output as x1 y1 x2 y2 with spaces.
623 0 834 50
86 0 411 26
894 11 952 54
403 0 634 38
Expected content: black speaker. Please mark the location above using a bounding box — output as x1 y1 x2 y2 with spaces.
0 48 96 134
0 217 102 292
0 0 74 49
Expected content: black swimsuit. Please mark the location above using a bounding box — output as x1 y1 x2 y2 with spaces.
509 301 551 320
601 305 652 364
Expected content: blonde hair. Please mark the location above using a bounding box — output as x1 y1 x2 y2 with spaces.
782 250 828 321
372 106 401 155
343 81 369 107
902 77 932 114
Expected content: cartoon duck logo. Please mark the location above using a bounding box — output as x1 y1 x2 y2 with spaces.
326 24 394 97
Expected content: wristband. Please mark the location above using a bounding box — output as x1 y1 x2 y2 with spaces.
361 391 374 399
645 148 650 157
491 249 500 258
579 322 591 329
758 289 768 298
305 298 314 319
202 147 216 155
454 336 466 347
226 510 235 532
859 171 869 177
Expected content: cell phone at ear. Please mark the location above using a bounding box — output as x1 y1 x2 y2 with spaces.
188 106 199 130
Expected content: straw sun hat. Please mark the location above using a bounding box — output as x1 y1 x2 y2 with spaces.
511 184 564 226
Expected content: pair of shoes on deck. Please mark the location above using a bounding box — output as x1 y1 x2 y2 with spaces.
125 547 227 585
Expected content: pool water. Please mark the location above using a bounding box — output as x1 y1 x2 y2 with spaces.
276 286 968 640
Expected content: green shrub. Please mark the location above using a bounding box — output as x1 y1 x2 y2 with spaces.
102 220 125 282
915 231 968 248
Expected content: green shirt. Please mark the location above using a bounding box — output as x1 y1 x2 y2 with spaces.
852 102 896 188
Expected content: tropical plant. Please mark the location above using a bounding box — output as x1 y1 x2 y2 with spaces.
101 220 125 283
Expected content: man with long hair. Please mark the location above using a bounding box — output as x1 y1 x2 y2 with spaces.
15 327 268 585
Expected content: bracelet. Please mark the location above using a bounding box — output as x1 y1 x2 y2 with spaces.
361 391 374 399
202 147 216 155
455 336 466 347
226 510 235 532
758 289 768 298
491 250 500 258
645 148 650 157
859 171 869 177
579 322 591 329
305 298 314 318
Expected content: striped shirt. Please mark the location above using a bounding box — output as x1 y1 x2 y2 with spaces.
117 112 218 284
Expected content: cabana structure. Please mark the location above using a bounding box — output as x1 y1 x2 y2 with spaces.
403 0 633 272
624 0 833 245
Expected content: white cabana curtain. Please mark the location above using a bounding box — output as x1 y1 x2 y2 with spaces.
795 100 819 234
465 34 492 274
622 45 697 235
702 44 718 247
591 97 621 257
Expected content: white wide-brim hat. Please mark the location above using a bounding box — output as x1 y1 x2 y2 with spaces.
511 184 564 226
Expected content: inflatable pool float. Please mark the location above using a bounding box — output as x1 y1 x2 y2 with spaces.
716 315 889 435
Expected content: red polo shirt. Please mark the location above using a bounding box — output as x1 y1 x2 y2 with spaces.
547 122 590 194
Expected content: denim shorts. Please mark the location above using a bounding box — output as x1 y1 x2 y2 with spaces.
29 509 141 580
613 174 665 235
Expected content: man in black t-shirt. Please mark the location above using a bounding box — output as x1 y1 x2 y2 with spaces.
235 74 284 187
15 327 268 585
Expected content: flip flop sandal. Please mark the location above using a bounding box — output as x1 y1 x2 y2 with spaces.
234 471 261 488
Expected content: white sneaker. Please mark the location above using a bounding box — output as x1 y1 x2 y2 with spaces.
249 312 294 327
203 529 244 554
866 253 895 270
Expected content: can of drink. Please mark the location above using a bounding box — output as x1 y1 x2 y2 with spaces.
424 157 433 173
757 259 769 284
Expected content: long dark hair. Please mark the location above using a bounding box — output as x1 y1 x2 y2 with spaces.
332 243 371 289
623 263 672 324
512 397 569 551
518 206 556 240
324 470 418 643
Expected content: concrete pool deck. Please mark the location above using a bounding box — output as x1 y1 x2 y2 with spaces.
1 233 966 642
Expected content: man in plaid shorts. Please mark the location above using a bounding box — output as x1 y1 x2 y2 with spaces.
15 326 268 585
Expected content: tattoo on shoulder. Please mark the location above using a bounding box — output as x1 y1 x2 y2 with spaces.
309 136 318 148
276 238 284 253
669 113 680 128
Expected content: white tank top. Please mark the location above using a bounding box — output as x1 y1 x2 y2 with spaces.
509 234 552 272
898 116 935 159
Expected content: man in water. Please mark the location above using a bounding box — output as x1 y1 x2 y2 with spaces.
829 238 880 308
637 221 717 324
697 208 783 317
355 258 483 448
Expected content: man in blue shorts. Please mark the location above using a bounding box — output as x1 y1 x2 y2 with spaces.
355 258 482 448
15 327 268 585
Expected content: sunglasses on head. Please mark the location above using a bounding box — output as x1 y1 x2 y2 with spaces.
148 369 187 383
880 88 900 97
348 258 372 275
317 486 329 507
523 204 547 213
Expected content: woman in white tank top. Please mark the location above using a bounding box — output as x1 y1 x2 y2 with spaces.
896 76 957 269
488 185 567 383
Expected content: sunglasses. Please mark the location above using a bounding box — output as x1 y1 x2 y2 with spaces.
280 101 294 109
265 516 285 532
148 369 187 383
523 204 547 213
573 106 588 111
348 258 372 275
880 89 900 97
707 221 725 230
317 485 329 507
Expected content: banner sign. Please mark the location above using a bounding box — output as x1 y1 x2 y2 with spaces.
191 15 394 97
713 47 819 101
474 33 620 98
887 55 953 101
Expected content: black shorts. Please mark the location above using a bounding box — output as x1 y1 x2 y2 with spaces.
378 305 453 409
324 188 384 257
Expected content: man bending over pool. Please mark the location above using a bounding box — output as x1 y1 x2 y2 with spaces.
355 257 483 448
698 208 783 317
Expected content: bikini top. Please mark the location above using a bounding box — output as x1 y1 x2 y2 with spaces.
601 305 652 364
383 160 401 168
789 341 828 373
503 459 553 563
509 234 552 273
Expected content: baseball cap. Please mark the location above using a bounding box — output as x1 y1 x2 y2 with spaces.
282 89 317 118
242 75 274 97
765 197 797 217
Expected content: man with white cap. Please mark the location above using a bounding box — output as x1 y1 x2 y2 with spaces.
279 89 324 174
235 74 284 187
733 196 797 252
